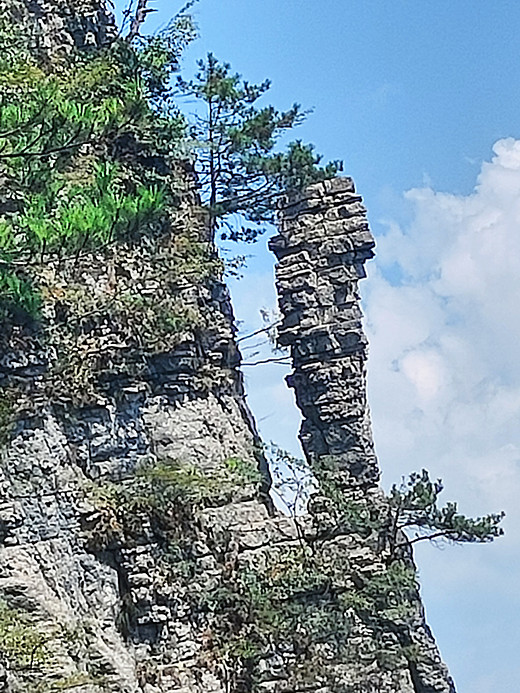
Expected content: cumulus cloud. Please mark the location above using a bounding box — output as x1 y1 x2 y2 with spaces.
364 138 520 692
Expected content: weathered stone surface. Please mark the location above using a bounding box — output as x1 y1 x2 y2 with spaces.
270 177 379 488
0 198 274 689
0 168 456 693
270 178 456 693
3 0 116 56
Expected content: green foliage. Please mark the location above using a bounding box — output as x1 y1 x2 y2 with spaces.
342 560 417 622
311 455 383 538
0 5 220 408
18 162 164 253
200 546 352 688
270 448 505 556
140 457 258 503
200 538 423 689
36 229 218 408
84 456 261 552
0 20 191 320
225 455 263 485
134 7 198 101
254 447 504 684
0 600 48 670
387 469 505 554
0 269 41 320
200 540 419 688
177 53 341 242
266 446 381 542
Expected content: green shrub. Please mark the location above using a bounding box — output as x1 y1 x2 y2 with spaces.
84 456 262 552
0 269 41 321
0 600 48 670
198 546 353 689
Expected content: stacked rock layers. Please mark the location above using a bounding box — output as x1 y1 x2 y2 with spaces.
3 0 116 55
269 177 379 488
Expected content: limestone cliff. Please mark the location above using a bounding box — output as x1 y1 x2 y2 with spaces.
0 2 456 692
270 178 379 490
1 0 116 55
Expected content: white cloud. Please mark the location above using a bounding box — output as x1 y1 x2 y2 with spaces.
364 137 520 692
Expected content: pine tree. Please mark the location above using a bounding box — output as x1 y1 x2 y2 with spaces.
177 53 342 242
385 469 505 557
0 4 194 319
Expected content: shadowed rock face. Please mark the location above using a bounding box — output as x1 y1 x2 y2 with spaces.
270 178 379 489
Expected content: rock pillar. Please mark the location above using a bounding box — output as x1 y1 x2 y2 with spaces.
269 177 379 488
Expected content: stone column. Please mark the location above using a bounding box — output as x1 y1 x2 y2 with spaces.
269 177 379 488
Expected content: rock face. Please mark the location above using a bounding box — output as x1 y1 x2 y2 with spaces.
0 181 274 692
2 0 116 55
269 178 456 693
0 2 457 692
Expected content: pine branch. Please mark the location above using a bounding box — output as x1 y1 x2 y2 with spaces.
406 529 461 546
174 0 200 20
236 321 281 344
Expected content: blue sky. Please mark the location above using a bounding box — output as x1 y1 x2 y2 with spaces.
116 2 520 690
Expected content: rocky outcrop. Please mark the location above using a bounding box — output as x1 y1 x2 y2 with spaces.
0 3 274 689
2 0 116 55
270 177 379 489
0 173 273 691
1 167 457 692
269 178 456 693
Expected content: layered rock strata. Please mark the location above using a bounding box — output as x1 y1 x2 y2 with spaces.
2 0 116 55
269 178 456 693
270 178 379 488
0 2 277 690
0 171 278 691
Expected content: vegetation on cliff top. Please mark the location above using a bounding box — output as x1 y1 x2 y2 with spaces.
0 8 180 321
0 0 339 410
0 1 337 323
